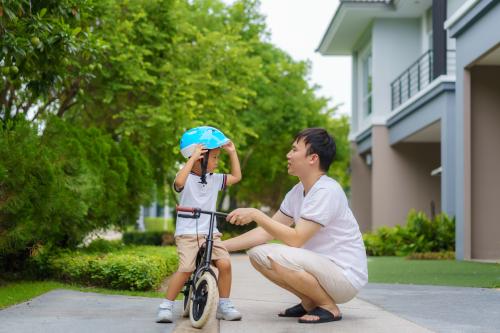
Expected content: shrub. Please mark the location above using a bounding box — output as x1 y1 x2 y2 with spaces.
32 246 178 291
84 239 124 253
363 210 455 256
122 231 167 246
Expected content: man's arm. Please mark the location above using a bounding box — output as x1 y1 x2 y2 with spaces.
227 209 321 248
222 141 241 186
223 211 293 252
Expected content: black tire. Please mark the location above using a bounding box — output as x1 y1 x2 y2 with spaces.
182 283 193 318
189 271 218 328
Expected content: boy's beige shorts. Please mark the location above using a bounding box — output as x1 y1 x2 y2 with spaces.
175 234 230 272
247 243 358 304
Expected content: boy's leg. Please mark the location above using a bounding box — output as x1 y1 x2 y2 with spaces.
214 258 231 298
157 271 192 323
213 258 242 321
165 271 192 300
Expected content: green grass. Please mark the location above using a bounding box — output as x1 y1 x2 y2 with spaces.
368 256 500 288
144 217 174 232
0 280 165 309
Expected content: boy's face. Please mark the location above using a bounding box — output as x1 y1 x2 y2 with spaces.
206 148 220 172
286 139 317 176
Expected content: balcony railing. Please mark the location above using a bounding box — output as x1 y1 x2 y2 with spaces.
390 50 455 110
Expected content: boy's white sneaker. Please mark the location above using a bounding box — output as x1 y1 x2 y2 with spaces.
156 301 174 323
216 301 242 321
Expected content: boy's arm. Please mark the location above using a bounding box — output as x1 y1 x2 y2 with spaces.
222 141 241 186
174 144 206 191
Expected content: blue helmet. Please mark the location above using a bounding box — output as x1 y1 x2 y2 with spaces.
180 126 230 158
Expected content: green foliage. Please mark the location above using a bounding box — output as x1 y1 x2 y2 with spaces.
122 231 166 246
84 239 124 253
1 0 100 120
0 118 153 269
363 210 455 256
30 246 178 291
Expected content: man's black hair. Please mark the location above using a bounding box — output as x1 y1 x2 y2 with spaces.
294 128 336 172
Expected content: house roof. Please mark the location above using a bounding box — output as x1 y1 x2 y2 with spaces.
317 0 431 55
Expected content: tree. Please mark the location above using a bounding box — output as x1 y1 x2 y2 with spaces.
0 0 99 122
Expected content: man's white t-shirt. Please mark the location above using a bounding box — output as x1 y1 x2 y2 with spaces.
279 175 368 290
175 172 226 236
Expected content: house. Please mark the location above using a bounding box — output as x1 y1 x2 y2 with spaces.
318 0 500 260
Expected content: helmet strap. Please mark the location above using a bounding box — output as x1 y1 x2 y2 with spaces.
199 151 210 185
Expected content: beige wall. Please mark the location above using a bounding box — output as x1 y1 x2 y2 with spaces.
371 126 441 229
470 66 500 259
350 143 372 232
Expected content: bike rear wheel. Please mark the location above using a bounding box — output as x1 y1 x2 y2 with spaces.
189 271 218 328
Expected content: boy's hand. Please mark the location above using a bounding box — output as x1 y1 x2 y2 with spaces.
222 141 236 154
190 144 208 160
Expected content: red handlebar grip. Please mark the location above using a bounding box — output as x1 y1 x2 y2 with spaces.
176 205 195 213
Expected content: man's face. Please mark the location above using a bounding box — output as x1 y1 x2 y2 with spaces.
286 139 313 176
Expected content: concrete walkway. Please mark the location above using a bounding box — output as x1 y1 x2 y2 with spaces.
1 253 499 332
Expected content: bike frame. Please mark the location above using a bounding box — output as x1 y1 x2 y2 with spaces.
176 205 228 286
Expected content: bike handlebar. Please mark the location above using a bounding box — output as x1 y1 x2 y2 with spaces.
176 205 195 213
176 205 228 218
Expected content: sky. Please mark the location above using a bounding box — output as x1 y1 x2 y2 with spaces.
258 0 351 116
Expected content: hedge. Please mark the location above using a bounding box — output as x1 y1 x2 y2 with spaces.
31 245 178 291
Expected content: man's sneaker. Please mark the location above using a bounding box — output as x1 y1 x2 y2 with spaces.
216 301 242 321
156 301 174 323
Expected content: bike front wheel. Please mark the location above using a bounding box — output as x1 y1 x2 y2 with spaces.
182 282 193 318
189 271 218 328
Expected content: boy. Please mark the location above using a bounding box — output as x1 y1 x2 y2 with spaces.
157 126 243 323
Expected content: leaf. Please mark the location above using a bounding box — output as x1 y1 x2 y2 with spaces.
39 8 47 18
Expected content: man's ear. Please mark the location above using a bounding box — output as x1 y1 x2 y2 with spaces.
309 153 319 165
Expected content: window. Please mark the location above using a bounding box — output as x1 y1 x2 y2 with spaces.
362 53 372 116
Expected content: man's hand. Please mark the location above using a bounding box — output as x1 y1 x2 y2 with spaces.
222 141 236 154
227 208 261 225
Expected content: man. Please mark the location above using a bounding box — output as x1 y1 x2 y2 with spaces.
223 128 368 324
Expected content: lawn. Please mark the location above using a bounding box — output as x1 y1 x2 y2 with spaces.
368 256 500 288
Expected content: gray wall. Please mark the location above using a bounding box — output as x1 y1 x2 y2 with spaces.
350 143 372 232
371 126 441 229
372 19 421 115
452 2 500 260
470 66 500 259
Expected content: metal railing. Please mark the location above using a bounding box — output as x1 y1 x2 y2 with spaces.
390 50 455 110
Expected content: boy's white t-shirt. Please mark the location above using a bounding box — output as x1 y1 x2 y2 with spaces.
175 172 226 236
279 175 368 290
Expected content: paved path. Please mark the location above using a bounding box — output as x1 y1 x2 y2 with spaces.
0 290 173 333
358 283 500 333
2 253 499 332
173 254 432 332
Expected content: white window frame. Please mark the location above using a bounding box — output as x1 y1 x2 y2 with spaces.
359 43 372 117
